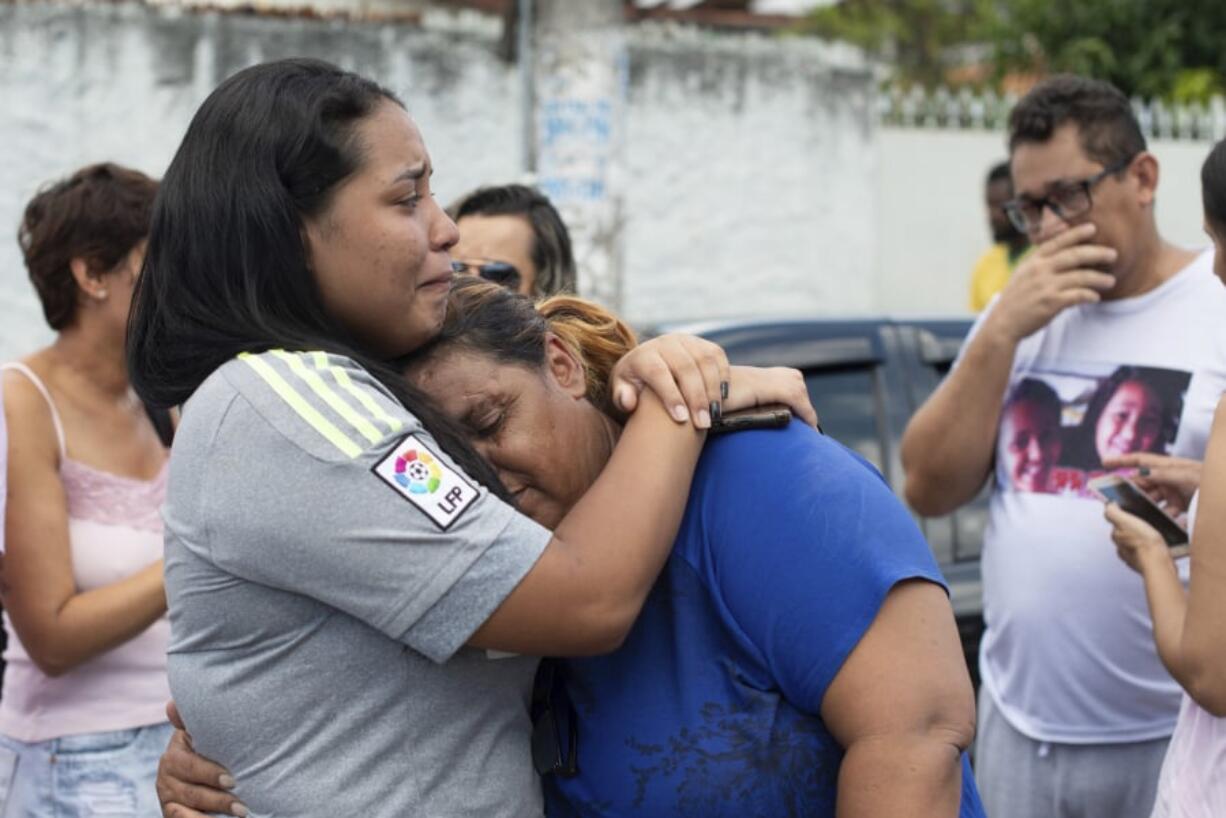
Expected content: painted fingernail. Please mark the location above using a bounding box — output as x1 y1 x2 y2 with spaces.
219 774 237 789
710 400 722 423
720 381 729 400
232 803 249 818
1139 467 1151 477
696 409 711 429
672 404 689 423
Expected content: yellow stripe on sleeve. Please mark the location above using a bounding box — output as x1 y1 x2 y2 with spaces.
271 350 384 445
239 353 363 459
310 351 404 435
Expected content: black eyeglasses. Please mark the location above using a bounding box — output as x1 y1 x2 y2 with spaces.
1003 155 1136 234
451 259 522 291
530 660 579 778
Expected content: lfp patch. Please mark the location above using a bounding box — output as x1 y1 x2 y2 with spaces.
373 434 479 530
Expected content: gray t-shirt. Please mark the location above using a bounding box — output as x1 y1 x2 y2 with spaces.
163 350 552 817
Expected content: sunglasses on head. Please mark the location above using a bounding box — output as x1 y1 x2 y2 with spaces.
451 260 522 291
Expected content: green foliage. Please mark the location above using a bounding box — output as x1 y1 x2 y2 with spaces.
1172 69 1224 105
803 0 1226 100
988 0 1226 99
800 0 997 88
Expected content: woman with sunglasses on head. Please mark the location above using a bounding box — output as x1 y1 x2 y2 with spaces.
1103 137 1226 818
158 278 984 817
130 58 813 818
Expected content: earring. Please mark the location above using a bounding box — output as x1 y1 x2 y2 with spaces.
95 289 108 300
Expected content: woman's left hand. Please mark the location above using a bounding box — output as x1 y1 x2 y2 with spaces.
156 702 245 817
723 365 818 428
609 333 818 429
609 333 730 427
608 336 818 431
1101 452 1201 517
1105 503 1173 575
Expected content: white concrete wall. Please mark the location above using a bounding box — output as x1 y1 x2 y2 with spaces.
0 1 875 360
621 29 876 324
874 128 1214 316
0 3 525 357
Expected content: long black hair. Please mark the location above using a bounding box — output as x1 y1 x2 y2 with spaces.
127 58 507 496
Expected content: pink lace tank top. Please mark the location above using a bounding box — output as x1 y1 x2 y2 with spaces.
0 363 171 741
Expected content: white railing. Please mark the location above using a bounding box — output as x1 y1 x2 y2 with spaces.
878 85 1226 142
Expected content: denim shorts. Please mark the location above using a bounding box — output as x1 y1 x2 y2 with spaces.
0 722 173 818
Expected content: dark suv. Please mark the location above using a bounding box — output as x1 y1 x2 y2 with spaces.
669 317 987 687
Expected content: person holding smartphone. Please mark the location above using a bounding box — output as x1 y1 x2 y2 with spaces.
1102 135 1226 818
901 75 1226 818
1090 474 1188 551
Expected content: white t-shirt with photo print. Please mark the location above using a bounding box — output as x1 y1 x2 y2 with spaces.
969 248 1226 744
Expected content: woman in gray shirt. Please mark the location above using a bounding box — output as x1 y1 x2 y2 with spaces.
128 58 812 817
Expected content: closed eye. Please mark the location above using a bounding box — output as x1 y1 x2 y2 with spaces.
476 416 504 438
466 408 506 439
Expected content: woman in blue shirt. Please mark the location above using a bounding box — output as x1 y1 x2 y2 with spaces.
160 279 985 817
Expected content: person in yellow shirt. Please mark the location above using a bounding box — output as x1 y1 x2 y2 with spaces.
970 161 1030 311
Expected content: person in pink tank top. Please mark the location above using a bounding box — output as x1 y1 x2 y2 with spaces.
1104 136 1226 818
0 163 172 817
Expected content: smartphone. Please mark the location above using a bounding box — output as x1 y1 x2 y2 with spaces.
1088 474 1189 555
710 405 792 435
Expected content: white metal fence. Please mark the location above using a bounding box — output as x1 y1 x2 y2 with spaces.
879 85 1226 143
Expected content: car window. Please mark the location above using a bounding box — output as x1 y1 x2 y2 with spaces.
928 359 988 563
802 365 884 471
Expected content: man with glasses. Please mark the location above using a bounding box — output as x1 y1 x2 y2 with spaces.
902 75 1226 817
449 184 578 298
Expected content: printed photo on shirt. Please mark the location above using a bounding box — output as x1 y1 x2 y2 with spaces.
1000 364 1191 498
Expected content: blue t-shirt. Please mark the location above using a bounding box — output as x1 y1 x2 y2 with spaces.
543 421 985 817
